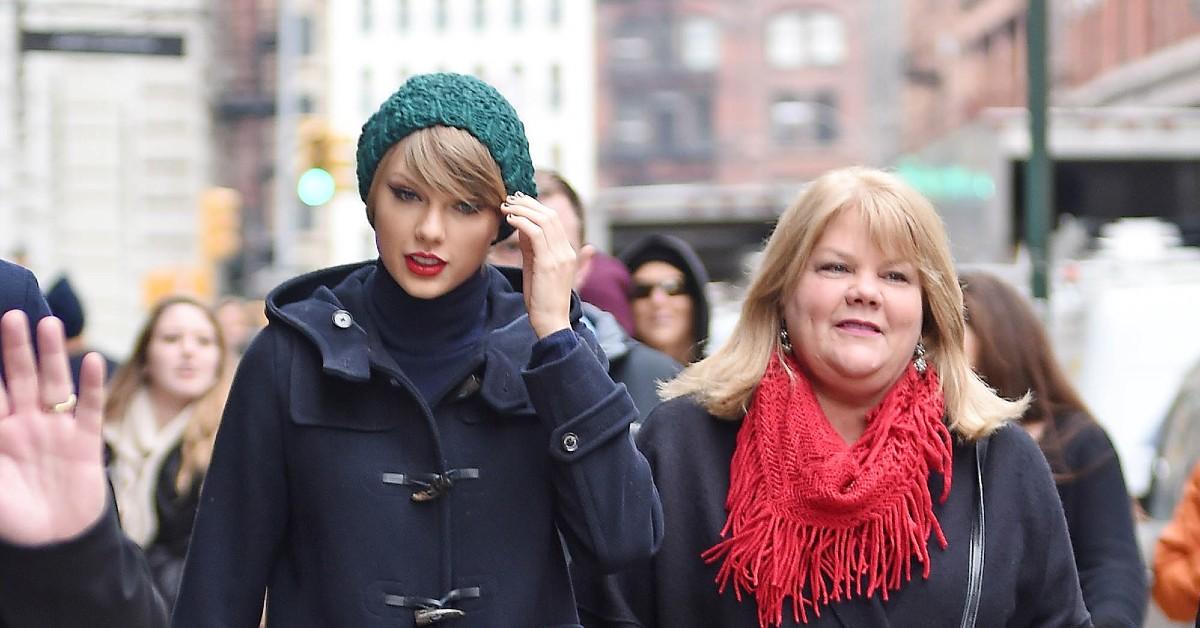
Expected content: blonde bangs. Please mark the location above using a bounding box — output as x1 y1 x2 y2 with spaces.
366 126 506 222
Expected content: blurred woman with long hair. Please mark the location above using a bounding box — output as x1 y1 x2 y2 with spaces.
104 296 231 610
962 271 1145 628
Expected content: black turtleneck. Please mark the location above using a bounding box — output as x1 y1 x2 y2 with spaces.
366 261 489 407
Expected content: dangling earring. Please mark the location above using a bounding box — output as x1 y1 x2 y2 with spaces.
779 322 793 353
913 341 927 374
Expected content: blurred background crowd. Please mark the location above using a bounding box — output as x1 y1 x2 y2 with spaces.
1 1 1200 624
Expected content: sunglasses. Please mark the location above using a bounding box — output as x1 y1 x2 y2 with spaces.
630 278 687 300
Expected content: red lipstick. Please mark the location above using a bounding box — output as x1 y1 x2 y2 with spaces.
405 253 446 277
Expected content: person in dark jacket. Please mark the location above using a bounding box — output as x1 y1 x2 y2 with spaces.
960 271 1146 628
43 275 120 392
620 234 710 363
0 260 167 628
577 168 1091 627
172 73 662 628
104 297 231 611
490 170 682 423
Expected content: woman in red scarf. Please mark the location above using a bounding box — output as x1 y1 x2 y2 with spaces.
576 167 1093 628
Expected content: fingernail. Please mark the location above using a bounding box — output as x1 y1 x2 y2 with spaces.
515 191 526 198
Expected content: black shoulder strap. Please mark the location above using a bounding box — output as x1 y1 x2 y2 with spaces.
960 437 989 628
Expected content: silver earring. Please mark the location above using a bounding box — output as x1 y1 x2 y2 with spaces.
913 342 927 374
779 323 793 353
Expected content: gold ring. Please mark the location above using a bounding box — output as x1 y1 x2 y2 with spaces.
47 394 77 414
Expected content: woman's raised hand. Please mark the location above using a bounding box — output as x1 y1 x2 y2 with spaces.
501 192 577 338
0 311 108 545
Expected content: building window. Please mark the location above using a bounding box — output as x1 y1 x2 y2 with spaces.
549 64 562 110
398 0 409 30
360 68 375 119
765 10 846 68
474 0 486 29
298 15 314 55
512 0 524 28
614 102 651 147
361 0 372 33
770 92 840 146
549 0 562 26
678 16 720 71
436 0 448 31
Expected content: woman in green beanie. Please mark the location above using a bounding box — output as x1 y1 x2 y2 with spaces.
172 73 663 627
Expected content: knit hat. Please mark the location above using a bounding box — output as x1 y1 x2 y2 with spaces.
356 73 537 242
45 276 85 339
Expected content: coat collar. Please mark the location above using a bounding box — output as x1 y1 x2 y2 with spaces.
265 261 590 414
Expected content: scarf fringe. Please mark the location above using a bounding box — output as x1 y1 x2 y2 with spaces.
704 358 952 628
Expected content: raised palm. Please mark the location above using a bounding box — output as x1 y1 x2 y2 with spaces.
0 311 107 546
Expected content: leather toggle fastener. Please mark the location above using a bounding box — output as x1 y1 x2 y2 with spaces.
382 468 481 502
384 587 481 625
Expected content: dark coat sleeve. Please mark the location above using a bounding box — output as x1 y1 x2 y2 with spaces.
171 330 290 628
1058 421 1147 628
522 325 664 574
0 500 168 628
576 400 687 628
0 260 51 381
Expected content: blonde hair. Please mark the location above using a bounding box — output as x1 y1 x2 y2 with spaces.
662 167 1027 440
365 126 506 225
105 296 233 493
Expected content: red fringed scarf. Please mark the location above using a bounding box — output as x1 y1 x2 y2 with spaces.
703 353 953 628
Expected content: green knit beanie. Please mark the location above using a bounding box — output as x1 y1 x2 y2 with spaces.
356 73 537 240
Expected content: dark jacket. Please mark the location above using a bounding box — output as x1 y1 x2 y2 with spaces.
618 235 710 358
0 260 50 380
1048 412 1146 628
103 442 201 612
583 303 681 424
577 397 1093 628
0 259 167 628
172 262 663 628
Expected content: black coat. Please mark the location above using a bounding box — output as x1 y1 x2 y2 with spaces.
577 396 1094 628
1049 412 1147 628
0 259 167 628
173 262 663 628
102 443 201 611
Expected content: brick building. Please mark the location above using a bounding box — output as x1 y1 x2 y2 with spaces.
903 0 1200 150
594 0 903 279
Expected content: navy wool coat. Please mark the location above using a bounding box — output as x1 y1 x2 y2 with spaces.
172 262 663 628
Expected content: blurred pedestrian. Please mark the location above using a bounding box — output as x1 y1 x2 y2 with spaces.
619 234 710 363
172 73 661 627
1152 461 1200 623
579 167 1090 627
104 296 230 610
961 271 1145 628
579 255 637 337
213 296 252 358
0 259 167 627
44 275 120 391
490 169 681 423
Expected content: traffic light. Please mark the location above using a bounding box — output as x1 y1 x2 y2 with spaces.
199 186 242 260
296 117 341 207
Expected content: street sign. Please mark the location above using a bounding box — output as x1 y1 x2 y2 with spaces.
20 31 185 56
